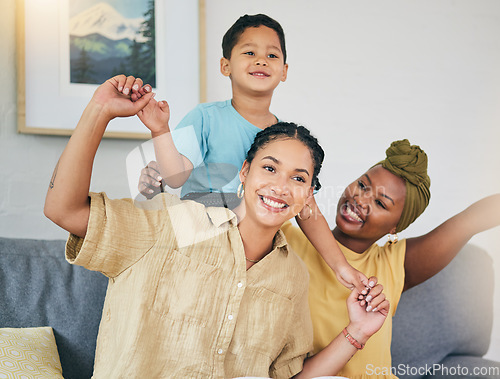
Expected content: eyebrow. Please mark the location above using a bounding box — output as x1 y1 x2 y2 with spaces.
239 42 281 51
262 156 310 176
364 173 395 205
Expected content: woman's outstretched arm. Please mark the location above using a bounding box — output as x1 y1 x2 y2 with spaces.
404 193 500 291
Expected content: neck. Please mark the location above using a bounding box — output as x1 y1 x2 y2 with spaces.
231 92 276 129
332 227 376 254
233 203 279 267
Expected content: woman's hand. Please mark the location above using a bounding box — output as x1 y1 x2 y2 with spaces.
346 277 390 345
90 75 153 121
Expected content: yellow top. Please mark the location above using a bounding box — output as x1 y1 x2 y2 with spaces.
282 222 406 379
66 193 313 379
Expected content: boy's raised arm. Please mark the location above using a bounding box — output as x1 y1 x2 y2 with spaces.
296 196 368 293
136 98 194 190
44 75 154 238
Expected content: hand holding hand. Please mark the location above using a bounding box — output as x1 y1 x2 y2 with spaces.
336 262 369 294
345 276 390 345
91 75 154 121
137 98 171 137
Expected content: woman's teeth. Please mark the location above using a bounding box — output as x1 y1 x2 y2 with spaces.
261 196 287 209
346 205 363 222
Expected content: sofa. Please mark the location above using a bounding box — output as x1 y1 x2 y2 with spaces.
0 236 499 379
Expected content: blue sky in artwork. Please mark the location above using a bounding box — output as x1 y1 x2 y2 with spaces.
70 0 149 18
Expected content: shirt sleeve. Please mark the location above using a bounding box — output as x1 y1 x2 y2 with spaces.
171 105 208 168
269 282 314 378
65 192 173 278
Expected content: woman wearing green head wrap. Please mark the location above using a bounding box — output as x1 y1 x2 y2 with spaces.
282 139 500 379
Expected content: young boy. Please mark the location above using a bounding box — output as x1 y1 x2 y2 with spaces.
137 14 368 293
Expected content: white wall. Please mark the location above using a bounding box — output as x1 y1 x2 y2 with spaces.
2 0 499 359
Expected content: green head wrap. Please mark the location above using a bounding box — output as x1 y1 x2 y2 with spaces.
377 139 431 233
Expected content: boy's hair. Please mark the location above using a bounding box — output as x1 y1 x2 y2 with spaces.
245 122 324 191
222 14 287 63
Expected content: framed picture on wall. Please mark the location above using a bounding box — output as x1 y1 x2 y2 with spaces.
17 0 206 139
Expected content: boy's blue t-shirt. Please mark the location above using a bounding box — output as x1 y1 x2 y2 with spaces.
171 100 263 196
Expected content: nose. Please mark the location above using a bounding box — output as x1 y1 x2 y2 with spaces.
270 175 289 196
255 55 268 66
354 193 371 215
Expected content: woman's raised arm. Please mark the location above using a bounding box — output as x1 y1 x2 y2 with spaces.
404 193 500 291
44 75 154 237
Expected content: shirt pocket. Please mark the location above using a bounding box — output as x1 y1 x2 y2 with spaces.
151 249 224 327
231 286 293 359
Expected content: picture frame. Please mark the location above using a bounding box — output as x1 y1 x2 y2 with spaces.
16 0 206 139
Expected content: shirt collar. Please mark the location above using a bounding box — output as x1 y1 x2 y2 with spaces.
205 206 238 228
205 206 289 256
273 228 289 256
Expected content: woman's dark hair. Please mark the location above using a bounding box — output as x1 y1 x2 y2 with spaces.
222 14 287 63
245 122 324 190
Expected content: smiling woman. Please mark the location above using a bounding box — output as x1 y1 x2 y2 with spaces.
282 139 500 379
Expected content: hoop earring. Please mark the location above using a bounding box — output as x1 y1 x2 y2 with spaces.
237 183 245 199
297 204 312 221
388 233 399 245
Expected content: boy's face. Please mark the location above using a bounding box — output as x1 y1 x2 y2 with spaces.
220 26 288 96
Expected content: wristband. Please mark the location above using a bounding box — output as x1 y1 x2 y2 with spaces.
343 327 364 350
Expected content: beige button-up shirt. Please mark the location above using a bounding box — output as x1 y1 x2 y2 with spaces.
66 192 313 378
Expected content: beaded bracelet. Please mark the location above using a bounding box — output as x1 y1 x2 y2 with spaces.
342 327 364 350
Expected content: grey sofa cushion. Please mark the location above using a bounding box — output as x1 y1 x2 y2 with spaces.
391 244 495 378
0 237 108 379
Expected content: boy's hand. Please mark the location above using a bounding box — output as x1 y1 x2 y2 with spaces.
346 277 389 344
137 98 171 137
138 161 163 199
91 75 153 121
336 262 369 294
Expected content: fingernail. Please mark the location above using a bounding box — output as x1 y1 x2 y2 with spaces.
366 295 372 302
157 176 162 181
118 86 123 91
369 281 375 287
361 289 367 295
145 86 151 92
123 88 130 95
372 307 378 312
132 84 139 90
148 189 153 194
366 305 372 312
155 181 161 186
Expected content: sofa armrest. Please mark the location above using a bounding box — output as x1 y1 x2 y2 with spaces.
391 244 496 379
0 237 108 379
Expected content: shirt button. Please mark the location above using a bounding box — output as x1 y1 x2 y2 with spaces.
237 282 243 288
228 314 234 321
217 349 223 355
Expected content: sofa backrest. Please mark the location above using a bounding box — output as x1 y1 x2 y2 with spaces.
0 237 108 379
391 244 495 378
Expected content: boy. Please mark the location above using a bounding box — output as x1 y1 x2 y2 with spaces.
137 14 368 293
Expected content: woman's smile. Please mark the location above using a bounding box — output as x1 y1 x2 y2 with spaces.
340 202 364 224
259 194 289 212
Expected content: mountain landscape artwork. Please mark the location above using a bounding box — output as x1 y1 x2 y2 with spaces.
69 0 156 87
